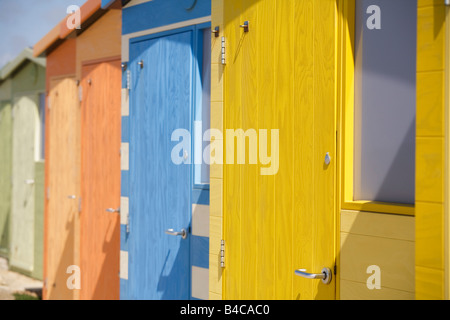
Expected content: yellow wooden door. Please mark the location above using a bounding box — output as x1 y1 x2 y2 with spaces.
222 0 337 300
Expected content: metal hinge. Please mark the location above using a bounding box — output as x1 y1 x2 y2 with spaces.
126 70 131 90
221 37 226 65
78 197 82 213
78 85 82 102
220 240 225 268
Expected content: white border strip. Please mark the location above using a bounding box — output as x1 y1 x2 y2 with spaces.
121 88 129 116
124 0 153 9
121 16 212 62
120 250 129 280
121 143 129 171
192 204 210 238
191 266 209 300
120 197 129 226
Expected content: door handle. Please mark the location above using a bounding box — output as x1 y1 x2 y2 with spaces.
67 195 76 199
165 228 187 240
24 179 35 185
106 208 120 214
294 268 332 284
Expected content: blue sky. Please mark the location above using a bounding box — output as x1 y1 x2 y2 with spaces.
0 0 87 68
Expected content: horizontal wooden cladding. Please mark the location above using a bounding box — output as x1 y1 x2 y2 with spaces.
76 9 122 80
340 210 415 299
340 280 414 300
45 39 77 89
340 210 415 241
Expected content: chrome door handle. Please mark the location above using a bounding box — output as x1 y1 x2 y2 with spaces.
67 195 76 199
165 228 187 240
24 179 35 185
295 268 332 284
106 208 120 214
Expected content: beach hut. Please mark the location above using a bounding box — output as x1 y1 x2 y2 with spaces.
0 48 46 280
34 0 122 300
208 0 450 300
117 0 211 300
0 62 13 260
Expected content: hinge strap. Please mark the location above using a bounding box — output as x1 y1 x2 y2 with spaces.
220 239 225 268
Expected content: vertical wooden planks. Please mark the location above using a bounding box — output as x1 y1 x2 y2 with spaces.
34 161 45 280
76 9 122 79
293 0 315 300
10 95 37 274
312 0 336 299
274 0 294 300
128 32 192 299
80 60 121 300
255 0 276 300
46 77 80 300
209 0 225 301
221 0 337 300
0 101 12 257
224 0 242 300
240 0 258 300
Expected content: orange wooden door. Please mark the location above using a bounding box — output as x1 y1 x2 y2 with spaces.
80 59 121 300
46 77 80 300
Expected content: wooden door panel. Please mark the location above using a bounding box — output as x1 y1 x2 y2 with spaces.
10 95 37 272
46 77 80 300
80 60 121 300
0 101 12 256
223 0 337 300
128 31 192 300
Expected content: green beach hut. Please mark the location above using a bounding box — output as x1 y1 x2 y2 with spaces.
0 48 45 280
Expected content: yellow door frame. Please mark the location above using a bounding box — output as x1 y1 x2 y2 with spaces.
338 0 414 217
445 3 450 301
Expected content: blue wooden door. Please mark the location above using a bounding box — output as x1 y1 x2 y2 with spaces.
128 30 192 300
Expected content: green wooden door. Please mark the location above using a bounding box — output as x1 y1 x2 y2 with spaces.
0 101 12 257
10 94 37 273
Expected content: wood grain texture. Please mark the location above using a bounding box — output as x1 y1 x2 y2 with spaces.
33 161 44 280
293 0 315 300
340 279 415 300
127 31 192 299
9 60 46 279
340 210 416 300
10 94 37 274
415 0 447 300
45 39 77 90
223 0 242 300
222 0 336 300
0 101 12 257
340 232 415 294
45 77 80 300
80 60 121 300
76 9 122 80
209 0 224 300
240 0 258 300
